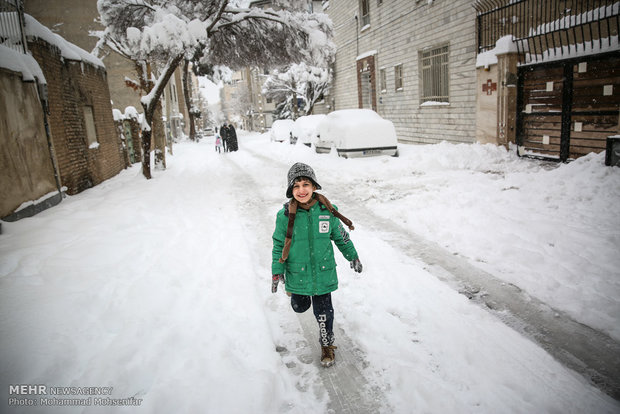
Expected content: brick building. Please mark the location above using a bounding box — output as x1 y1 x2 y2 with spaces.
25 14 125 195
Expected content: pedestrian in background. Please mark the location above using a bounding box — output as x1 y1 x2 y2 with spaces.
215 132 222 153
228 122 238 151
220 123 229 152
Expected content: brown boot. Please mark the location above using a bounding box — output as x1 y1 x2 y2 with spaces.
320 345 337 367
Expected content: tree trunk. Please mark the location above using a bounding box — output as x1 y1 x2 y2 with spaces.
182 59 197 141
138 55 184 179
140 129 152 179
153 103 167 169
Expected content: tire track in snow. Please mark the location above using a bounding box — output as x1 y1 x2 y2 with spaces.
223 153 389 414
241 144 620 401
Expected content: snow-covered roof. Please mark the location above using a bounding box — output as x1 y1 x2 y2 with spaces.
0 44 46 84
23 14 105 69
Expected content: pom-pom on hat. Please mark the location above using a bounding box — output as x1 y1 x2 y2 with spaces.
286 162 322 198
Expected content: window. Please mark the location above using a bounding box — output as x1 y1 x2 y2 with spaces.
420 44 449 103
394 64 403 91
83 106 98 147
380 68 387 92
359 0 370 27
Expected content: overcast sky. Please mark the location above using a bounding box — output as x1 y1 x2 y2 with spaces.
198 76 222 104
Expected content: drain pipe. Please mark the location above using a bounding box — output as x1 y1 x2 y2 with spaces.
36 79 64 199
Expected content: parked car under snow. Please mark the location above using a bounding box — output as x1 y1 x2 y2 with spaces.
269 119 295 143
315 109 398 157
292 114 326 147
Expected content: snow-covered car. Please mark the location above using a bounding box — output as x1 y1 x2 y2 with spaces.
316 109 398 157
292 114 326 147
269 119 295 143
203 127 215 136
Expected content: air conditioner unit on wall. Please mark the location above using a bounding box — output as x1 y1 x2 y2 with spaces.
605 136 620 167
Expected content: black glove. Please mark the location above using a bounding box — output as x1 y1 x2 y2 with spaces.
271 274 285 293
350 258 363 273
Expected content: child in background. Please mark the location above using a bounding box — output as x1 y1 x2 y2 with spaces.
271 163 363 367
215 133 222 153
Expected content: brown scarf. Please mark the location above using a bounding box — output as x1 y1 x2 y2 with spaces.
279 193 354 263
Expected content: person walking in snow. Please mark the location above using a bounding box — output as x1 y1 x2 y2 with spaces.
227 123 238 151
215 132 222 153
271 163 363 367
220 123 229 152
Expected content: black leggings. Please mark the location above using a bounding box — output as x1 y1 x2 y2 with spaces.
291 293 335 346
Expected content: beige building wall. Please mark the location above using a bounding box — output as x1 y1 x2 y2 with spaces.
26 0 144 113
476 65 499 145
0 70 59 218
475 51 519 147
317 0 478 145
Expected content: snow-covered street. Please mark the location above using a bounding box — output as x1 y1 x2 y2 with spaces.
1 133 619 413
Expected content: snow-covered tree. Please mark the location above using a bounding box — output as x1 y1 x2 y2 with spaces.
262 62 332 118
94 0 334 179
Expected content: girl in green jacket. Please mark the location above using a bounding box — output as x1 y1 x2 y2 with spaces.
271 162 363 367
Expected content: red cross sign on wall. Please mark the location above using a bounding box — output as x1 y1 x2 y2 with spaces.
482 79 497 95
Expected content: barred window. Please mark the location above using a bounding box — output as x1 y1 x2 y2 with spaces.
380 68 387 92
360 0 370 27
420 44 449 103
394 64 403 91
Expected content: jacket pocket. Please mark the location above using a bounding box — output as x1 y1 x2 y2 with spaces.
317 260 335 272
317 260 338 292
285 262 310 291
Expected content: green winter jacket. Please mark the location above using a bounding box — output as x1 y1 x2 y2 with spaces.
272 200 359 296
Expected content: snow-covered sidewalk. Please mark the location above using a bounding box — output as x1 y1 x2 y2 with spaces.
1 135 618 413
